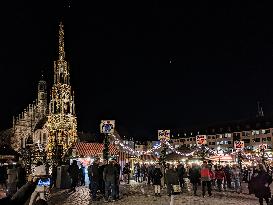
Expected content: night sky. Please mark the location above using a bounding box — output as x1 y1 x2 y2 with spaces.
1 1 273 140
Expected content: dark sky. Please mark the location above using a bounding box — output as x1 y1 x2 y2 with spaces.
1 1 273 140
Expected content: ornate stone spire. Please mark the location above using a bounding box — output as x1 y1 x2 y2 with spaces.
58 21 65 60
54 21 70 85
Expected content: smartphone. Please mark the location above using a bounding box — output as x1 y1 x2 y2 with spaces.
37 178 51 187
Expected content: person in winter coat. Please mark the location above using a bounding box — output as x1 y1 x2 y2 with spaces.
188 163 201 196
103 161 118 202
16 163 26 190
253 164 273 205
214 165 226 192
98 160 107 195
153 164 163 196
200 161 212 197
0 164 7 190
165 165 179 196
134 163 141 182
223 164 232 189
113 160 121 200
177 163 186 190
79 164 85 186
6 164 18 197
122 163 131 184
231 164 241 193
90 159 100 200
147 164 155 185
67 160 80 192
248 167 257 195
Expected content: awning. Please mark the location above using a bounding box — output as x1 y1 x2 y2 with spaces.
75 143 119 157
138 154 157 161
209 155 233 161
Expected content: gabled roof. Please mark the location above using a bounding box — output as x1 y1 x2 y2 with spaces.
75 142 119 157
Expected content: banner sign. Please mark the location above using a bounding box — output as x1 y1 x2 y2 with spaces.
234 141 244 150
158 130 171 141
259 144 267 150
196 135 207 145
100 120 115 134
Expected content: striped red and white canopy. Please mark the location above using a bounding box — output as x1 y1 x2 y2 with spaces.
138 154 158 161
75 143 119 157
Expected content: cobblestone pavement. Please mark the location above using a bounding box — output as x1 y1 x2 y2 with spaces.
48 181 262 205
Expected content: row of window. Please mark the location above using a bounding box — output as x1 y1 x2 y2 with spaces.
208 141 232 145
243 137 271 143
172 131 273 143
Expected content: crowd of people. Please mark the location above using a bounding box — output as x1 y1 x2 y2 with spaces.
67 158 121 203
1 159 273 205
129 160 273 205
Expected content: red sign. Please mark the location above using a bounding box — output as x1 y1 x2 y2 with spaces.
196 135 207 145
234 141 244 150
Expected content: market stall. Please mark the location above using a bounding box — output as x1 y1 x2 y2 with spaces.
75 142 119 166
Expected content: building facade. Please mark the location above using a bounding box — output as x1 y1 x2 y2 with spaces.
171 125 273 152
10 76 48 151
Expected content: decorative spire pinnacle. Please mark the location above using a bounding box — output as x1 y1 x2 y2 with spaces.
58 21 65 60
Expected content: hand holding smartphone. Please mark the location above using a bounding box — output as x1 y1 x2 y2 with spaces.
37 178 51 187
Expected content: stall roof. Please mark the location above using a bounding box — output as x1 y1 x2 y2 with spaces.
138 154 157 161
75 142 119 157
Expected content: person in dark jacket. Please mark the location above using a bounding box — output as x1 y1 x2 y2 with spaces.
153 164 163 196
50 165 57 189
188 163 201 196
122 163 130 184
165 165 179 196
147 164 154 185
214 165 225 192
223 164 232 189
16 163 26 189
103 161 118 202
248 167 256 195
253 164 273 205
177 163 186 190
98 160 106 195
0 164 7 190
89 159 100 200
113 160 121 200
67 160 80 192
135 163 141 182
0 175 37 205
79 164 85 186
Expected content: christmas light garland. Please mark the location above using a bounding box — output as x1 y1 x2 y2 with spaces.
112 134 270 162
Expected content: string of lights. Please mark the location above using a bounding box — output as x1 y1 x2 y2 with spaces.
112 134 270 162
